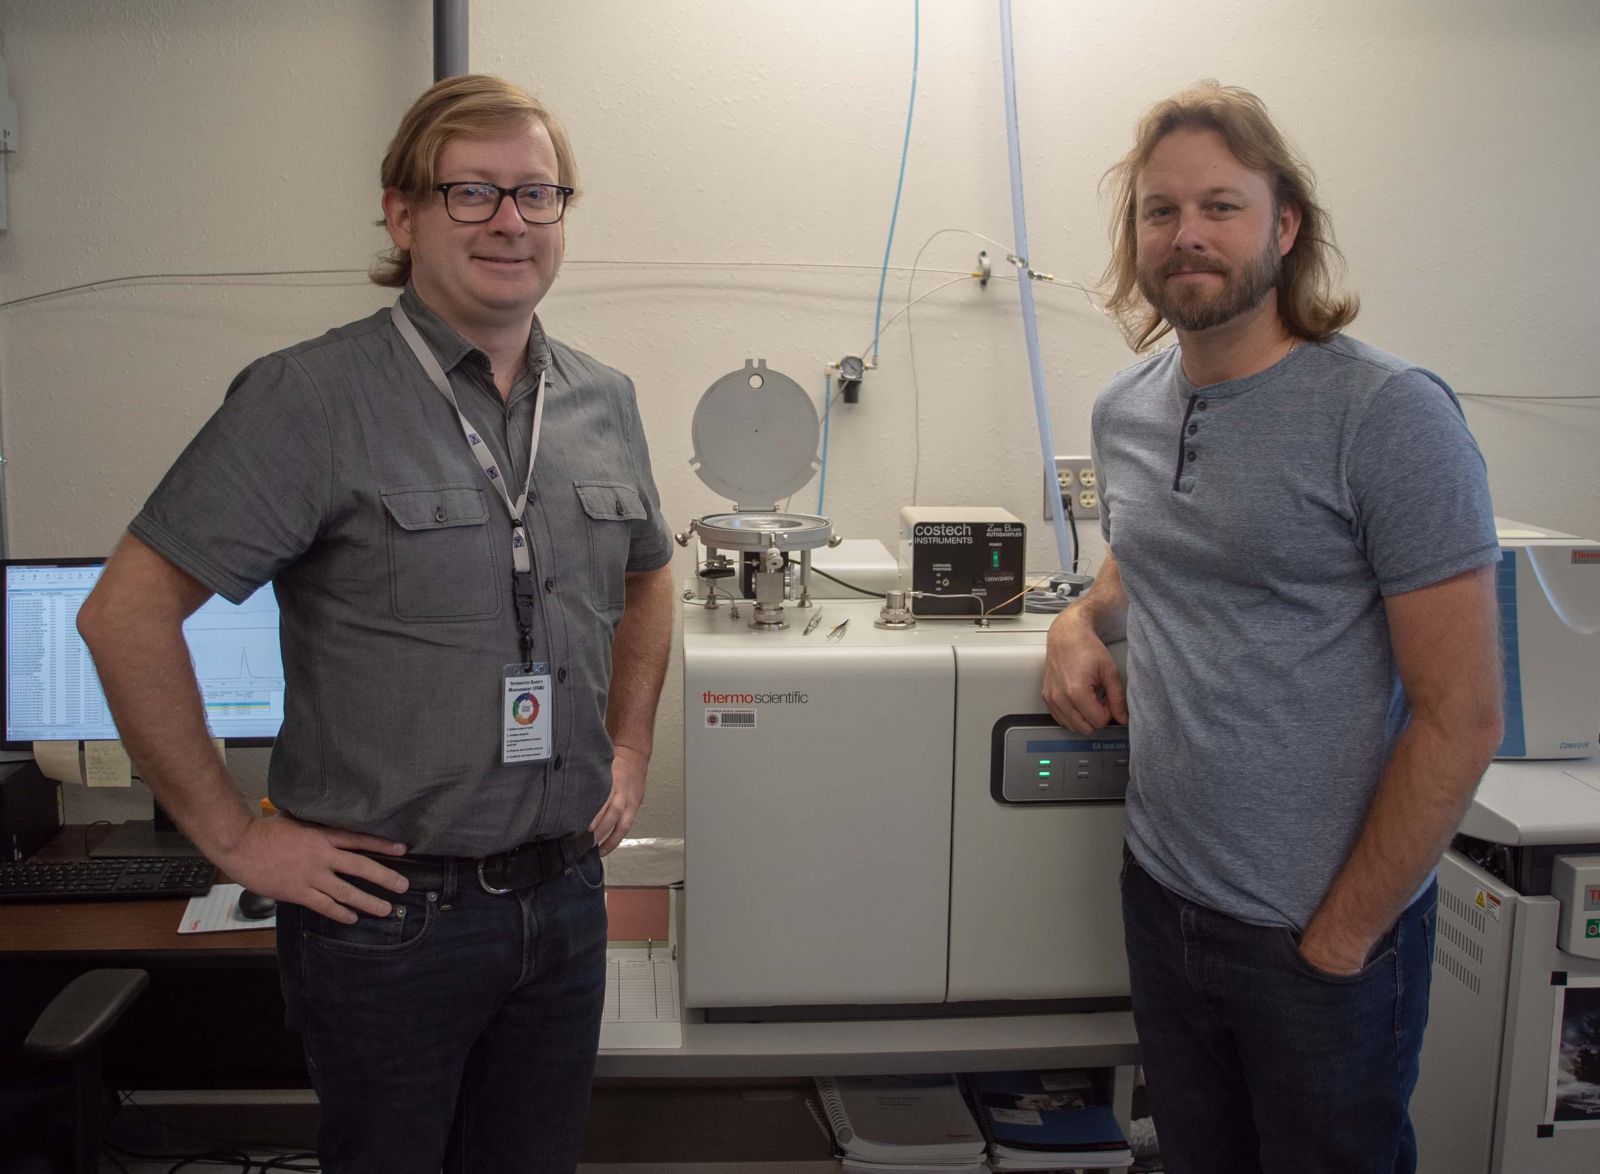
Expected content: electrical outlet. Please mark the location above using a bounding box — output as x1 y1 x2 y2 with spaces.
1044 455 1100 520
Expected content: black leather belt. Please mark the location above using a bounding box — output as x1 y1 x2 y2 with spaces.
474 831 595 895
379 831 595 896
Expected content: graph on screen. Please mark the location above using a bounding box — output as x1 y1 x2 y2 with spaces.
182 581 284 739
2 560 284 747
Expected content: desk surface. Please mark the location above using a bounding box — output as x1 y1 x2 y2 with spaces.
4 828 1138 1080
1 825 669 962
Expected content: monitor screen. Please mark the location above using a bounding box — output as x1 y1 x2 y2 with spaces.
1 558 284 750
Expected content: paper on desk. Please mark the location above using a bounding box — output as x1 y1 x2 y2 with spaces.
85 740 133 788
599 945 682 1049
178 883 276 933
33 740 82 785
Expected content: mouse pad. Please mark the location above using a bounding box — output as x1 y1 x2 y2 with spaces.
179 883 277 933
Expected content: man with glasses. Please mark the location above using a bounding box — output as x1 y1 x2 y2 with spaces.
79 75 674 1173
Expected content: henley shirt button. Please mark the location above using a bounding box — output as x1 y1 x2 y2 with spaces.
433 506 447 522
557 667 567 683
1186 423 1198 436
544 577 555 593
1196 400 1208 411
1186 450 1198 462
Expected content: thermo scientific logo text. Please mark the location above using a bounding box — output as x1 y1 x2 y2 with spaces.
702 690 809 705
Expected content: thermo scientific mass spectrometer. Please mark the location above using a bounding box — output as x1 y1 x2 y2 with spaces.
676 361 1129 1018
1413 521 1600 1174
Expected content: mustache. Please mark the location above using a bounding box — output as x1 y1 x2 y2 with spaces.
1159 257 1228 278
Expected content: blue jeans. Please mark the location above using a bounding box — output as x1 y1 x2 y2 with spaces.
277 847 608 1174
1121 847 1435 1174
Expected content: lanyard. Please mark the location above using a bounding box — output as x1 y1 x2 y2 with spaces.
391 302 547 662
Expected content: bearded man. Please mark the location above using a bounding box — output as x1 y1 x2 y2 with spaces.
1042 82 1504 1174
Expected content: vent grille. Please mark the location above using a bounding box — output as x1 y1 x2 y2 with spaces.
1440 886 1487 936
1434 883 1490 997
1437 909 1485 966
1435 944 1481 996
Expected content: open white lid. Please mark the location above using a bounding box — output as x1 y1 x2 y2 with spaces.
689 360 822 511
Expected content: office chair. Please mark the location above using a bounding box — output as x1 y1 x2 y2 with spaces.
0 968 149 1174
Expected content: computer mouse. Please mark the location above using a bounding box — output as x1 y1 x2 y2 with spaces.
237 888 278 920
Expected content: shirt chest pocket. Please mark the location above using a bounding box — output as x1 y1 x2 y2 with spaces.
381 485 499 621
574 481 647 613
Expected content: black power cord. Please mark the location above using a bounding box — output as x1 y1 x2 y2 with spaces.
807 566 885 598
109 1092 322 1173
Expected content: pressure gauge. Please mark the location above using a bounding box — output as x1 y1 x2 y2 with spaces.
837 354 865 404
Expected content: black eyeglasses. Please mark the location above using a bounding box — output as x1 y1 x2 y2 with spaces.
431 181 574 225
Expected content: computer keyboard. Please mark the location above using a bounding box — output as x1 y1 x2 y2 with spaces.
0 856 218 903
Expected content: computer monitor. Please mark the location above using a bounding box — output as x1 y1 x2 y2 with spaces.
1 557 285 751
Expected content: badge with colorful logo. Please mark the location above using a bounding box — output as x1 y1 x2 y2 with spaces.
502 664 552 764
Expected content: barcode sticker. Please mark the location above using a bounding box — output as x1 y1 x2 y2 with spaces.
704 709 757 729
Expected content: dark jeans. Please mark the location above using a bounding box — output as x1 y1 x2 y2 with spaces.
1121 847 1436 1174
277 847 609 1174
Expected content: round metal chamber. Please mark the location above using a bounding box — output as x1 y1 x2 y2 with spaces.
689 359 821 510
690 511 834 553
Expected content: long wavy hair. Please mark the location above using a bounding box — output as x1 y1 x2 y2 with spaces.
371 74 579 289
1102 81 1357 351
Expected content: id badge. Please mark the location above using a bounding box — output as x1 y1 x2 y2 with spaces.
503 662 554 764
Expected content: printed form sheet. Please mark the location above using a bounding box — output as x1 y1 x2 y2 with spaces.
600 946 682 1049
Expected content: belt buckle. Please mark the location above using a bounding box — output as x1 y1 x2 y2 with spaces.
476 857 514 895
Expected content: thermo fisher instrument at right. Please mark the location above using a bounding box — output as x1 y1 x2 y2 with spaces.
1493 519 1600 759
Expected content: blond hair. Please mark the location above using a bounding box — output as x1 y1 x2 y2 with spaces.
371 74 579 288
1102 81 1357 351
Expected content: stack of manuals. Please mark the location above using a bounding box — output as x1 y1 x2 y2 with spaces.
814 1074 991 1174
965 1070 1133 1171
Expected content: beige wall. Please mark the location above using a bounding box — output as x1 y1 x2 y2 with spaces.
0 0 1595 834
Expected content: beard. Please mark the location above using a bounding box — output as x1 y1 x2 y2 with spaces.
1137 233 1282 333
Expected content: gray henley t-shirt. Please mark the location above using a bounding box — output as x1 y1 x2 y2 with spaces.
132 288 673 855
1094 334 1498 929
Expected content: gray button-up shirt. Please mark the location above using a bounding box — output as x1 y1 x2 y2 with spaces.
133 287 673 854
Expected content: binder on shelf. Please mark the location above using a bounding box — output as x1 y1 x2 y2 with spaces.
840 1158 991 1174
815 1074 988 1166
965 1070 1132 1171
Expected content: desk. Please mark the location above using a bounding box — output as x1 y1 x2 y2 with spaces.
0 826 671 1087
4 825 668 963
2 827 1138 1087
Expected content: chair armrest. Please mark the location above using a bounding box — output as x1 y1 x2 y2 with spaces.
23 969 150 1064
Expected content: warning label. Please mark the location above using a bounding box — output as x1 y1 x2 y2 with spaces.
1476 889 1502 922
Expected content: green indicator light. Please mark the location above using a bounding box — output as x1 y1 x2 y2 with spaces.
992 549 1001 568
1039 759 1052 764
1038 771 1051 778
